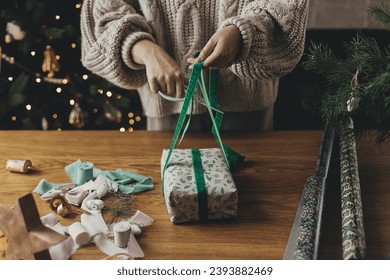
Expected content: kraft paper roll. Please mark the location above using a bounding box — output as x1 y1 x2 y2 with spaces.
113 221 131 248
68 222 91 246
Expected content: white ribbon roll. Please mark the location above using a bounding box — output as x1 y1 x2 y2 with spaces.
86 199 104 211
68 222 91 246
113 221 131 248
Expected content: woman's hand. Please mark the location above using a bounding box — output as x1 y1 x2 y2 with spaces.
187 25 242 68
131 39 185 98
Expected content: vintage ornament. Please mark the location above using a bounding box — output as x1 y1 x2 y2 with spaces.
347 92 360 112
104 106 122 123
41 117 49 130
347 69 360 113
69 103 87 128
41 45 60 78
4 33 13 43
6 21 26 41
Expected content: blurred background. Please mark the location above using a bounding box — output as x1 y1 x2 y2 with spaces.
0 0 388 131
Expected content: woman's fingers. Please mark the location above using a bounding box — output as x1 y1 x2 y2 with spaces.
144 50 185 97
187 25 242 69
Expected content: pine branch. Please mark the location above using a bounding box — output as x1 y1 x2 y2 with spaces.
301 4 390 143
370 4 390 28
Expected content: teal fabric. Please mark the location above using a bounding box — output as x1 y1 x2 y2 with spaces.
34 179 62 195
34 160 154 195
65 160 154 194
75 161 94 185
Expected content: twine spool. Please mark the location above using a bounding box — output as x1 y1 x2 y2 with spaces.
113 221 131 248
76 162 94 185
68 222 91 246
6 159 33 173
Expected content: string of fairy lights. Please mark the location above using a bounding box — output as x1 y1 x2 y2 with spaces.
0 1 142 131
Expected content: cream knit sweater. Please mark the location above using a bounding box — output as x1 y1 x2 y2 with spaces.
80 0 309 118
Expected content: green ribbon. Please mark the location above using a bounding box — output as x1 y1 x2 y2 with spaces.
191 148 208 222
162 61 245 198
162 62 226 191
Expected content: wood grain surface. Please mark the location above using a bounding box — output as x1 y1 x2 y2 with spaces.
0 130 388 260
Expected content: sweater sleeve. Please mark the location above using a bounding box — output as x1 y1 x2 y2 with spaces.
80 0 154 89
219 0 309 80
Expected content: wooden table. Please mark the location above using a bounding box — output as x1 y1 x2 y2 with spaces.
0 130 389 260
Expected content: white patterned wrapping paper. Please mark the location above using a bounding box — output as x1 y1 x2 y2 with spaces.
161 148 238 224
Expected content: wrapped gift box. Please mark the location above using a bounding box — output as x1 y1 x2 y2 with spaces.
161 148 238 224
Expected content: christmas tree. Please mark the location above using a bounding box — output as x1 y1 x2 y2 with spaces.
301 4 390 143
0 0 144 130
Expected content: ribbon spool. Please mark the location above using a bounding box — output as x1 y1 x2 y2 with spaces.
6 159 33 174
86 199 104 211
68 222 91 246
76 162 94 185
113 221 131 248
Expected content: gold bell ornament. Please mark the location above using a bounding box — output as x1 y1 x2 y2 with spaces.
42 45 60 78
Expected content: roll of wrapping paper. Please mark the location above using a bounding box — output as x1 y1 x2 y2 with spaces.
294 175 322 260
288 129 336 260
339 122 366 259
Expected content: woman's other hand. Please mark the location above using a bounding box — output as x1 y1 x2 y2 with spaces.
132 39 185 98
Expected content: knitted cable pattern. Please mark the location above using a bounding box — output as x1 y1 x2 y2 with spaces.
80 0 309 118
